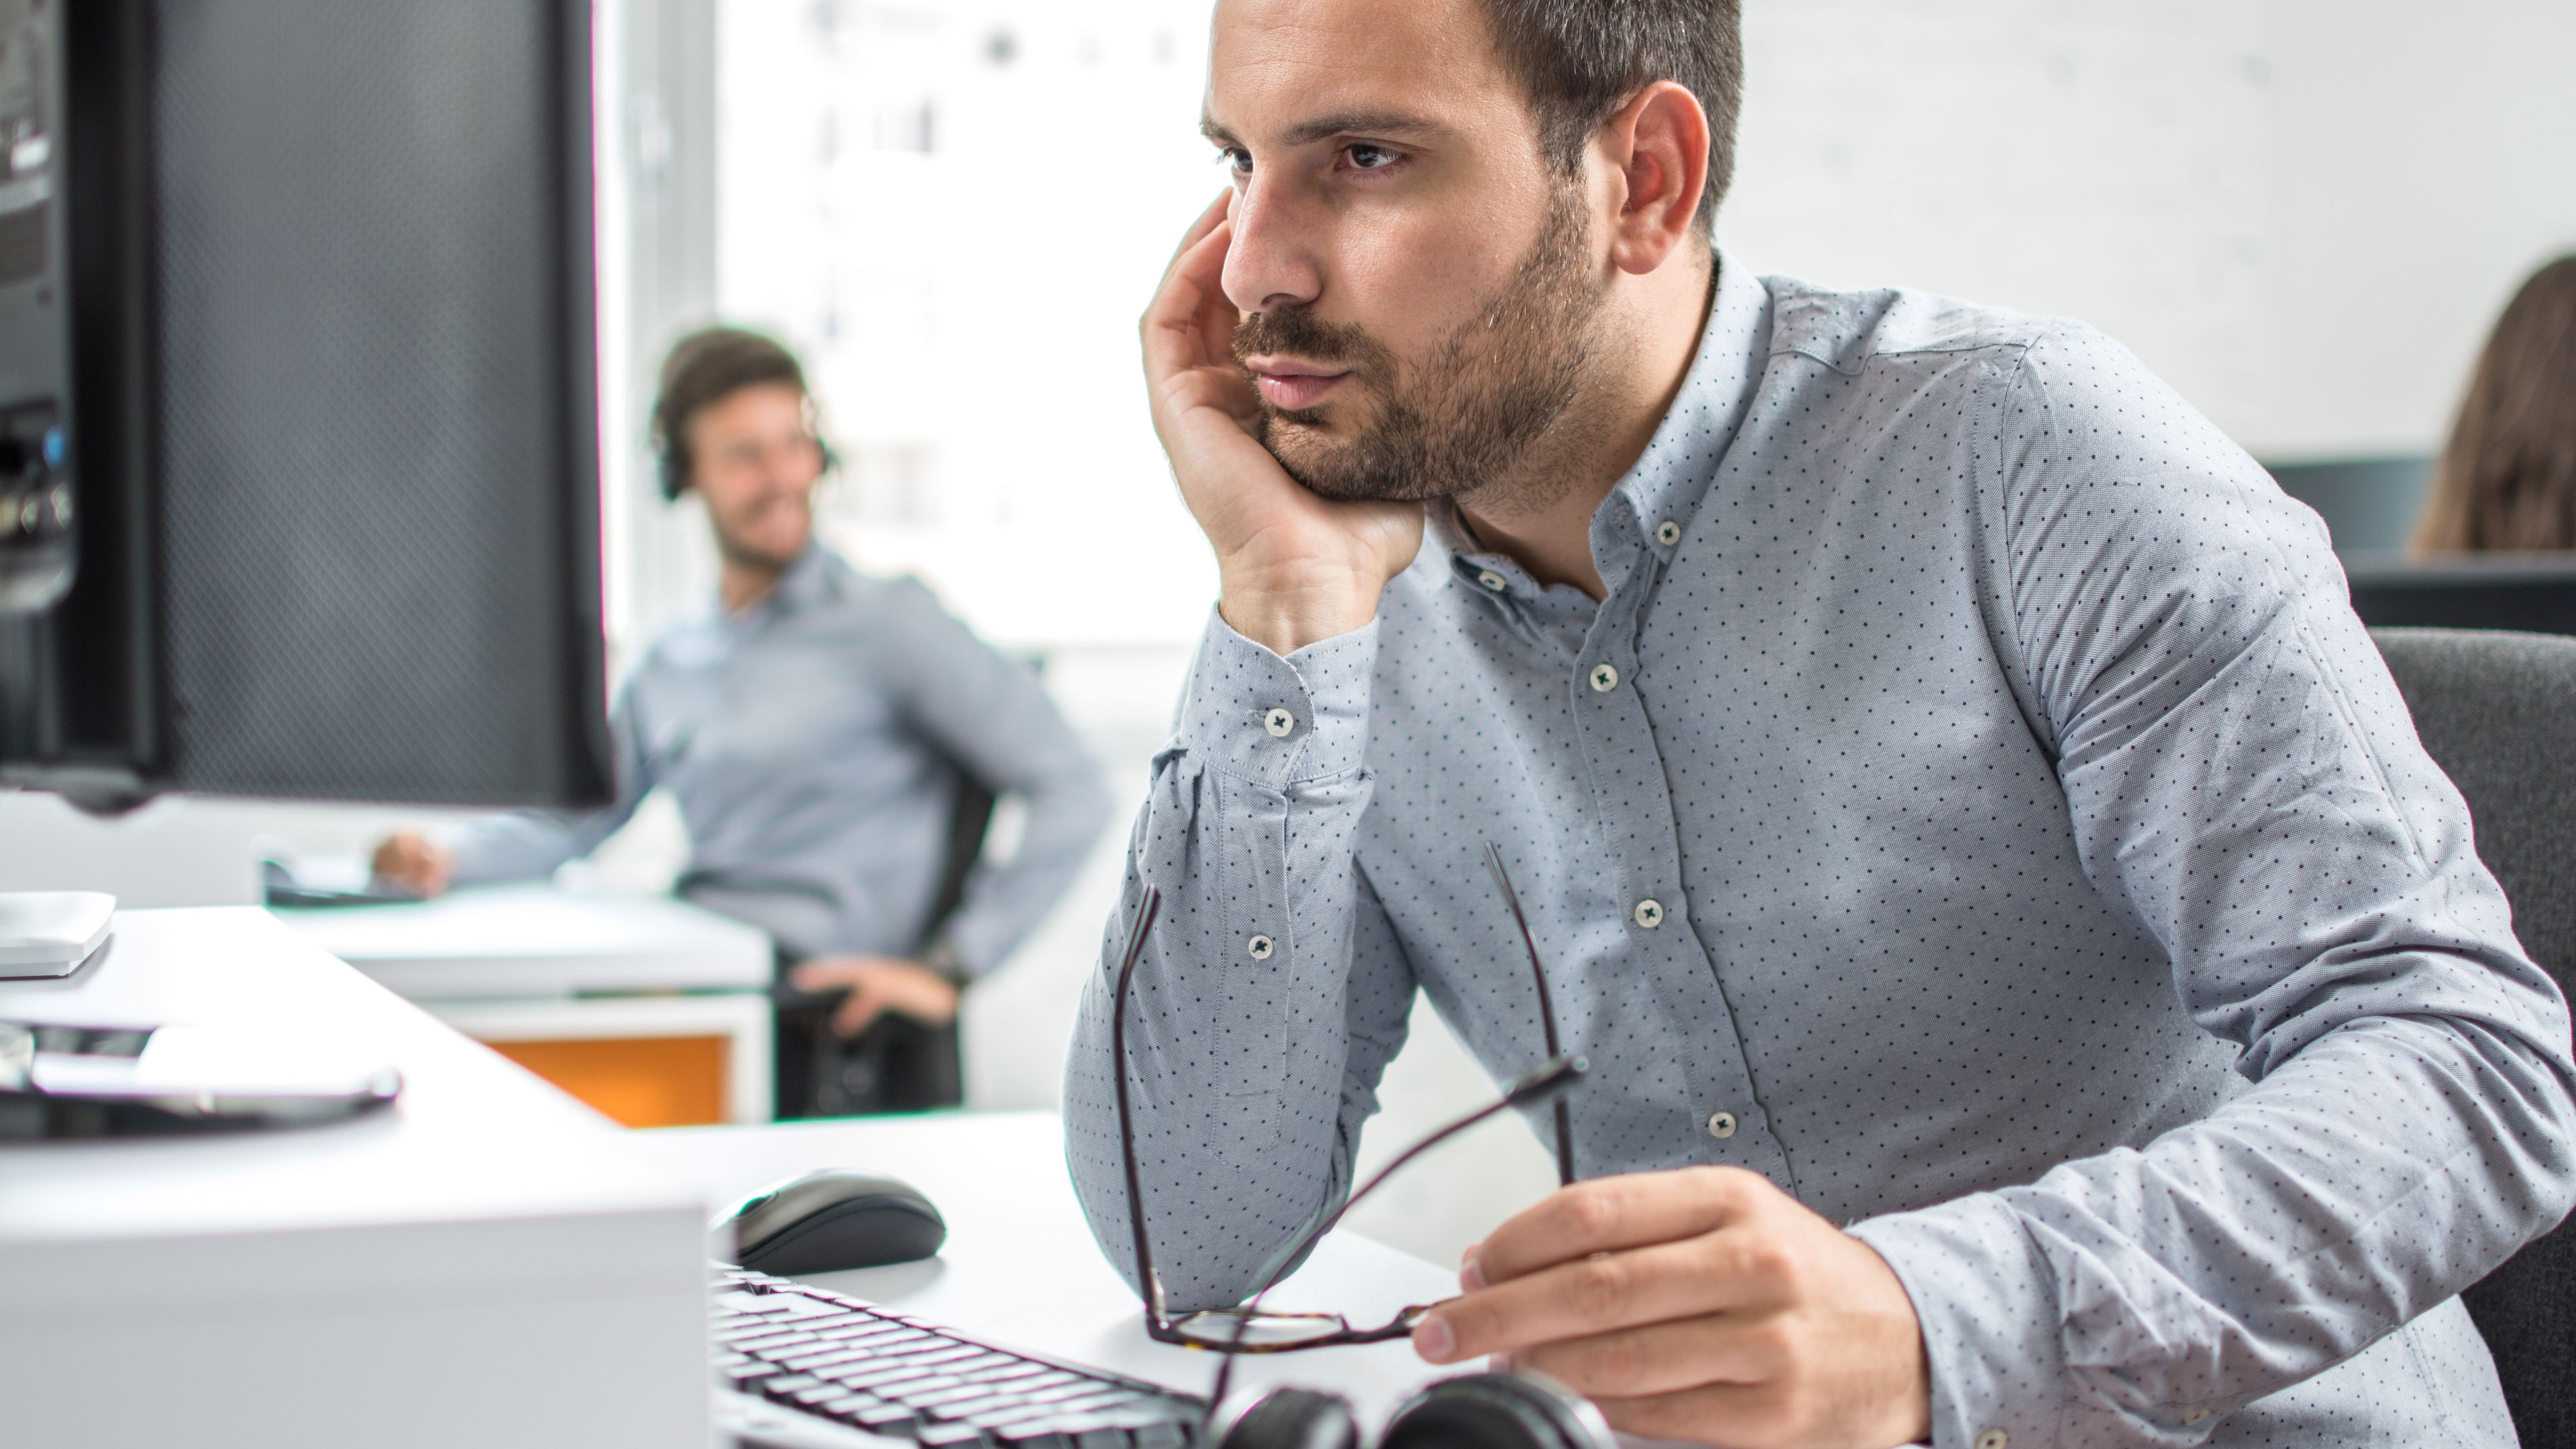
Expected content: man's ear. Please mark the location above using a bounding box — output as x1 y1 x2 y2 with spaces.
1595 80 1711 277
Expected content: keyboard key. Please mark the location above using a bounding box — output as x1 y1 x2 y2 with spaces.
850 1403 922 1434
790 1382 852 1408
1130 1422 1188 1449
909 1384 1008 1410
778 1346 877 1372
716 1290 790 1315
1048 1392 1149 1416
828 1364 940 1391
880 1375 970 1403
1078 1430 1131 1449
758 1375 822 1397
960 1363 1053 1386
920 1425 993 1449
818 1321 922 1344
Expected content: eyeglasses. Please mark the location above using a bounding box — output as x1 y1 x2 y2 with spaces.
1106 844 1582 1360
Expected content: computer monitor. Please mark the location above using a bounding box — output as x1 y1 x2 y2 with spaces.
2342 552 2576 638
0 0 611 813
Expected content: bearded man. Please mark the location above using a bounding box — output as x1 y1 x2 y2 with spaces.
1060 2 2576 1447
375 327 1111 1116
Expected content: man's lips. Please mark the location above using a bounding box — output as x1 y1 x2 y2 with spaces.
1244 356 1351 412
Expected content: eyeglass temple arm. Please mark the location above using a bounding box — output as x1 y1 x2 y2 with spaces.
1486 842 1576 1188
1108 886 1164 1324
1206 1054 1588 1414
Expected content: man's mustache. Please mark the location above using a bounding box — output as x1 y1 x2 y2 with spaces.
1232 307 1388 374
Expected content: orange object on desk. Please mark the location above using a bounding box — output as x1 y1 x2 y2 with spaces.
485 1034 731 1128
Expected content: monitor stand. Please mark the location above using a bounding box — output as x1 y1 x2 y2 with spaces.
0 891 115 978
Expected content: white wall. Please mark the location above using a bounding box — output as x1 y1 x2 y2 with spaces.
1724 0 2576 461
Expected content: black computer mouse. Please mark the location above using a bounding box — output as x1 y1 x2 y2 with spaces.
720 1168 948 1274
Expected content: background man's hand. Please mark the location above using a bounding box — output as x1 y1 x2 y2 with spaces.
1143 191 1422 656
789 955 962 1038
370 832 454 898
1411 1166 1931 1449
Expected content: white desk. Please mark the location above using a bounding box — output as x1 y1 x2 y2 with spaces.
278 882 774 999
279 884 777 1124
0 907 709 1449
637 1112 1470 1425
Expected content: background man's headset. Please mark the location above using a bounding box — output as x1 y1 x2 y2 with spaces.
1110 880 1626 1449
650 395 840 502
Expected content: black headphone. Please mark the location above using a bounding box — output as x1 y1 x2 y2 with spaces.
1207 1371 1617 1449
652 405 840 501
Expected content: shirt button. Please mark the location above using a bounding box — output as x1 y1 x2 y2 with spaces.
2183 1409 2209 1426
1975 1431 2009 1449
1247 934 1274 960
1633 898 1665 928
1263 707 1296 738
1588 663 1620 693
1476 570 1508 592
1654 520 1682 547
1706 1110 1738 1140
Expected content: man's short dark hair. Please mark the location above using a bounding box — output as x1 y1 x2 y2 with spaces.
651 326 808 496
1477 0 1744 233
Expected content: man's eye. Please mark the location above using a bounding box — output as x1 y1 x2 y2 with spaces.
1219 147 1252 175
1344 143 1400 171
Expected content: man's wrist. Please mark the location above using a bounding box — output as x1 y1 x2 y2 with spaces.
917 938 972 988
1217 570 1382 657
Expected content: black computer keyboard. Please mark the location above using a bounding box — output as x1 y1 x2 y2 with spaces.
712 1268 1204 1449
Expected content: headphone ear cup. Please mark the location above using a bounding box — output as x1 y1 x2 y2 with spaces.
1378 1373 1615 1449
656 442 686 502
816 437 841 479
1208 1387 1361 1449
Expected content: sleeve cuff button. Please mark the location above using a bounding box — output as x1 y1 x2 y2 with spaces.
1976 1431 2009 1449
1263 707 1296 738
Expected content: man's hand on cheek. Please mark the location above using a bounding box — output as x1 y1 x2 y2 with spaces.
1410 1168 1931 1449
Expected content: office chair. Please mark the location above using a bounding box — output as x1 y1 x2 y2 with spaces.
769 763 993 1118
2373 627 2576 1449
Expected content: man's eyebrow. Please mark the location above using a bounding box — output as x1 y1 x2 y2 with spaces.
1198 111 1445 149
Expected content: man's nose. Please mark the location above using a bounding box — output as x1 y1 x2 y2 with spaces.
1220 177 1323 318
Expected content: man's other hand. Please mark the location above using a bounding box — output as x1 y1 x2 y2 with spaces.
1410 1167 1931 1449
789 955 962 1038
1143 191 1422 657
370 832 454 898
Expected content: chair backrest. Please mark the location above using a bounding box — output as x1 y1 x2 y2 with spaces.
2373 627 2576 1448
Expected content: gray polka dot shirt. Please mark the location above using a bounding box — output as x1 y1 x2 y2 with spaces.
1064 255 2576 1448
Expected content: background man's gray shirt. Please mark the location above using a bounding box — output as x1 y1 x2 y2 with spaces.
1062 256 2576 1447
451 547 1110 973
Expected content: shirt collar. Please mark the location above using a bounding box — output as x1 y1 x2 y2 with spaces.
723 543 836 624
1602 248 1772 557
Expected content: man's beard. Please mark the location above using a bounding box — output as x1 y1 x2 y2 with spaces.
1232 188 1608 504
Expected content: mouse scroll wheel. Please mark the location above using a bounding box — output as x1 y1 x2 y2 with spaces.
737 1190 780 1216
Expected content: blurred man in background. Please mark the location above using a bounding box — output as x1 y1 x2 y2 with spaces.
377 327 1111 1116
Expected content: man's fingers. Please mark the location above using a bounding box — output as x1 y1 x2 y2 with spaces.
1142 218 1236 387
1506 1314 1786 1400
832 981 890 1038
1418 1229 1790 1362
1471 1167 1759 1286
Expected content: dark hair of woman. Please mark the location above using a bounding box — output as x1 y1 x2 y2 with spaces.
2413 255 2576 553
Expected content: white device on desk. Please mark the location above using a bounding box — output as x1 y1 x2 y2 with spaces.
0 890 114 978
0 908 710 1449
